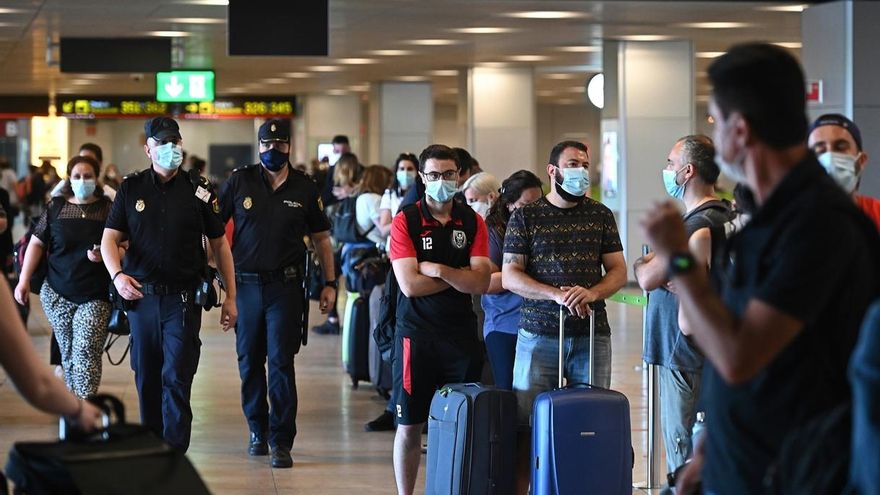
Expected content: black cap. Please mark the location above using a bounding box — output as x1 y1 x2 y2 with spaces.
259 119 290 143
809 113 863 151
144 117 181 141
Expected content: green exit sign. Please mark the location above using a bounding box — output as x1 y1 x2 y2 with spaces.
156 71 215 102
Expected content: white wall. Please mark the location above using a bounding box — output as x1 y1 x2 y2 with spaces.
303 94 362 161
536 103 601 179
433 103 465 150
377 82 432 167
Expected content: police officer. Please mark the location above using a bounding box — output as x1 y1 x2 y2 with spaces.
101 117 237 452
219 119 337 469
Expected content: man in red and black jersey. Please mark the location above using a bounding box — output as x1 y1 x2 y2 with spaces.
388 144 491 495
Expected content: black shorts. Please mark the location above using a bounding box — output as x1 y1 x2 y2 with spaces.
392 333 481 425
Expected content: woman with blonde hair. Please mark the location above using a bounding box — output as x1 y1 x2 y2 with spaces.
461 172 501 219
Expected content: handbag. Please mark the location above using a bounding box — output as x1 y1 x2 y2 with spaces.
105 283 131 366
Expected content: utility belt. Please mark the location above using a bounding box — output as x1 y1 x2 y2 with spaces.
235 265 303 285
139 283 194 297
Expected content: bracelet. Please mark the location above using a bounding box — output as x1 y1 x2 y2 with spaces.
111 270 124 282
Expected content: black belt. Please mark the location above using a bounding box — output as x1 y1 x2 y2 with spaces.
236 265 303 285
140 284 192 296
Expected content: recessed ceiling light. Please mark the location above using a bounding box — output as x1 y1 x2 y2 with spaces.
696 51 726 58
0 8 28 14
557 46 600 53
369 49 414 56
505 11 588 19
542 73 582 80
677 22 752 29
326 90 349 96
346 84 370 92
308 65 343 72
440 88 458 94
615 35 675 42
396 76 429 82
477 62 510 68
78 74 114 79
408 39 461 46
427 70 459 77
145 31 191 37
69 80 97 85
338 58 376 65
756 4 808 12
451 27 515 34
178 0 228 5
774 41 802 49
282 72 309 78
508 55 550 62
155 17 224 24
562 86 586 93
262 78 288 84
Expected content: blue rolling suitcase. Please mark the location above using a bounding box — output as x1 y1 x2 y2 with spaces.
531 307 633 495
426 383 517 495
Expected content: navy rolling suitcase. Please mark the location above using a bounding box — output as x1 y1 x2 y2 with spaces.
426 383 517 495
531 307 633 495
345 294 372 388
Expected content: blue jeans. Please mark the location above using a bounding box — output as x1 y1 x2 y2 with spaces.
512 328 612 424
658 366 702 473
485 332 517 390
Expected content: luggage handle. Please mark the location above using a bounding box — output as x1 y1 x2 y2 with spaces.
558 305 595 389
59 394 126 442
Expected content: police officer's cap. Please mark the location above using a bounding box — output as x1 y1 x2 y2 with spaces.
259 119 290 143
144 117 182 142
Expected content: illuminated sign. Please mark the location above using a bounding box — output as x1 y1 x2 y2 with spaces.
156 71 216 102
57 96 296 120
30 116 69 171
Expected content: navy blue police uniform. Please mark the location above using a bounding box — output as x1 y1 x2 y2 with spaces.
218 120 331 457
104 120 225 452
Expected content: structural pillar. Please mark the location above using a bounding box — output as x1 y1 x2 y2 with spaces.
367 81 433 166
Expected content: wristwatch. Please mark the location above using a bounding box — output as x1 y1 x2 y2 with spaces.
324 279 338 289
668 252 696 278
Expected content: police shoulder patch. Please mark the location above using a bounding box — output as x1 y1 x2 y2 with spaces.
232 163 258 174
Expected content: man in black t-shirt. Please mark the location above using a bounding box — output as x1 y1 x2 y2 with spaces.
642 44 880 494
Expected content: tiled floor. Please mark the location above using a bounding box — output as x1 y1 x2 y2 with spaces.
0 294 667 494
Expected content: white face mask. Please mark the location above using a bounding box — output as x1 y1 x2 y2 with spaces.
470 200 490 219
817 151 859 193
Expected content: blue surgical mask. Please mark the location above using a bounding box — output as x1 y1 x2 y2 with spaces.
154 142 183 171
818 151 859 193
396 170 416 189
662 168 687 200
556 167 589 197
70 179 96 201
425 179 457 203
260 148 289 172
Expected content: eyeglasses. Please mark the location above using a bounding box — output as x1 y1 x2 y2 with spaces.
422 170 458 182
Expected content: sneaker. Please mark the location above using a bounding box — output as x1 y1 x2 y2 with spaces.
364 410 396 432
312 319 340 335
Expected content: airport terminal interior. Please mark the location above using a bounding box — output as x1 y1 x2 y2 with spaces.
0 1 879 494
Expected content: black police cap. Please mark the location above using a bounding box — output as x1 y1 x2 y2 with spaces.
259 119 291 143
144 117 182 141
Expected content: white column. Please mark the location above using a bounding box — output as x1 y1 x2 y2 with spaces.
367 82 433 166
301 94 362 160
468 67 537 180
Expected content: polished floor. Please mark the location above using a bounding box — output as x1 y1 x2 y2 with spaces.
0 294 666 494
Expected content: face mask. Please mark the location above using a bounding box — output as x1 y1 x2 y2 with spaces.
397 170 416 189
425 179 457 203
817 151 859 193
153 143 183 171
470 200 490 219
554 166 589 202
70 179 96 200
260 148 289 172
662 168 687 200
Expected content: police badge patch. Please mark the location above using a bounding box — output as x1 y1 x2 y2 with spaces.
135 199 145 212
451 230 467 249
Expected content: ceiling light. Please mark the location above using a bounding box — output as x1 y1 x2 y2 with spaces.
408 39 460 46
282 72 309 78
587 73 604 109
756 4 808 13
427 70 459 77
508 55 549 62
396 76 429 82
615 35 675 42
505 11 588 20
477 62 510 68
145 31 191 37
178 0 228 5
557 46 600 53
452 27 515 34
696 51 725 58
69 80 97 85
543 73 582 80
563 86 586 93
0 8 28 14
155 17 224 24
774 41 802 49
440 88 458 94
308 65 343 72
347 85 370 92
326 90 349 96
677 22 752 29
339 58 376 65
262 78 288 84
369 49 414 56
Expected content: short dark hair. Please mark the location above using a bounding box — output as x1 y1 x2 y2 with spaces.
708 43 807 150
79 142 103 163
451 147 475 175
331 135 350 145
418 144 456 172
61 155 104 199
486 170 543 237
677 135 719 184
548 140 589 167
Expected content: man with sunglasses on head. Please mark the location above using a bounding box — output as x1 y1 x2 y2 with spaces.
389 144 491 495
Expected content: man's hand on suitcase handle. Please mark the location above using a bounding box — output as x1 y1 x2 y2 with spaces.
560 285 595 319
65 399 104 433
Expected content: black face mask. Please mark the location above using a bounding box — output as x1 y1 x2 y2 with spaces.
260 148 289 172
554 168 585 204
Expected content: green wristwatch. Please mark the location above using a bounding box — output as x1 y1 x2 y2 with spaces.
668 252 697 277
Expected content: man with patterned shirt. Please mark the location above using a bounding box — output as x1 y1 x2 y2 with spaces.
502 140 627 493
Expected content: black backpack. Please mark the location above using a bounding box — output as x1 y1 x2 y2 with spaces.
332 196 374 244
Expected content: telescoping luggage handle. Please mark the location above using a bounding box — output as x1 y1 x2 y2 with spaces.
558 305 595 389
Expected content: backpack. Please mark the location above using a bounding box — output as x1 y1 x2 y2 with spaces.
332 196 374 244
13 199 63 294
